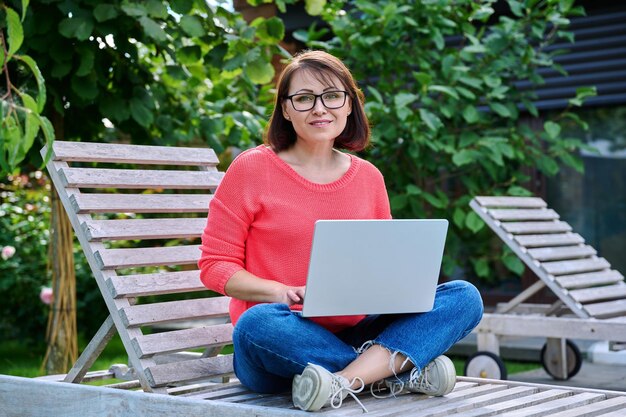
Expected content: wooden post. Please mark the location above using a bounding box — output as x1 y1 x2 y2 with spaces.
42 108 78 375
42 184 78 374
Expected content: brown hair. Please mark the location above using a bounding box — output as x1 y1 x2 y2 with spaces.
264 50 370 152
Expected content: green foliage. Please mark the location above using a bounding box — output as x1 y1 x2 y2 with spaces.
310 0 593 282
16 0 289 157
0 172 106 344
1 1 54 175
248 0 327 15
0 172 50 343
0 0 293 343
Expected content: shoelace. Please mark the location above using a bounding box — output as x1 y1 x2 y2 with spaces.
370 379 394 399
330 375 368 413
407 365 435 392
355 340 374 355
370 365 436 399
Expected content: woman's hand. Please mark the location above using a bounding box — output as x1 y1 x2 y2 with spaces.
280 285 306 306
225 270 305 306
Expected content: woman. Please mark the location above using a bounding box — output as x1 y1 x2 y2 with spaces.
199 50 483 412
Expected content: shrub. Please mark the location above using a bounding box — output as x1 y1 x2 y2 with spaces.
0 172 52 343
307 0 595 282
0 172 105 344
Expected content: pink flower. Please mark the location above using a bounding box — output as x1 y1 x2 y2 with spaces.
40 287 53 305
1 246 16 260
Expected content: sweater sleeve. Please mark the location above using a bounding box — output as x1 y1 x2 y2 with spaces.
198 152 259 295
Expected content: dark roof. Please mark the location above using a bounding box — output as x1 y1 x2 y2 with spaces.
531 8 626 109
277 2 626 110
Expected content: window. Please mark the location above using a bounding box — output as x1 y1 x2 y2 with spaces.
546 106 626 274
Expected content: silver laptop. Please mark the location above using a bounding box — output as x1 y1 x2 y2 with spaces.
301 219 448 317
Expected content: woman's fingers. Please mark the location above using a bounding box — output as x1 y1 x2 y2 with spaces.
295 287 306 301
287 288 303 305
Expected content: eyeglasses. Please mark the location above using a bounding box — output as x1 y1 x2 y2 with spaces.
286 90 349 112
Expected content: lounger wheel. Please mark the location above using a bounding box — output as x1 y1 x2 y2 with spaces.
540 339 583 380
464 351 508 380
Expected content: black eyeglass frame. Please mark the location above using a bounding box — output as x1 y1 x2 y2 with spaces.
285 90 350 112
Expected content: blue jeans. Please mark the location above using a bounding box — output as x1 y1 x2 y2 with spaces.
232 280 483 394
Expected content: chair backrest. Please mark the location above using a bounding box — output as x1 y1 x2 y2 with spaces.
470 196 626 319
43 141 233 392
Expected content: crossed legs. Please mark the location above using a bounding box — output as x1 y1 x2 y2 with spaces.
232 280 483 395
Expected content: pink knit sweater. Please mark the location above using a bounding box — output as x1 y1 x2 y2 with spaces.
198 145 391 333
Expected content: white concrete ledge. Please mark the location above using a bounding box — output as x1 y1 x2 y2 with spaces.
0 375 305 417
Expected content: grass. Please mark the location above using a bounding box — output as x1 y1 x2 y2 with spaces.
1 337 540 381
0 335 129 379
450 356 541 376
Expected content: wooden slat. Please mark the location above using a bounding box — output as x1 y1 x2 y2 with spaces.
52 140 219 166
583 299 626 318
183 385 252 400
498 392 606 417
598 410 626 417
168 380 243 397
312 384 476 415
152 351 203 364
374 385 535 417
38 369 116 383
70 193 212 214
60 167 223 189
474 196 547 208
83 218 207 241
219 392 278 404
350 385 537 417
120 297 230 327
547 396 626 417
132 324 233 358
569 284 626 304
474 314 626 342
555 270 625 289
514 233 585 248
451 389 572 417
541 258 611 276
501 221 572 234
489 208 559 221
145 355 234 387
206 393 273 404
445 381 478 392
243 393 297 409
107 270 207 298
527 245 596 261
173 381 250 399
95 245 200 269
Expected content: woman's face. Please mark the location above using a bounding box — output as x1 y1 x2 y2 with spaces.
282 69 352 147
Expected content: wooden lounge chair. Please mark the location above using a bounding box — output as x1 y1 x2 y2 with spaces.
467 196 626 381
42 140 232 393
35 141 626 415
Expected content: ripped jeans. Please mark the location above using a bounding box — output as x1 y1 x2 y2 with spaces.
232 280 484 394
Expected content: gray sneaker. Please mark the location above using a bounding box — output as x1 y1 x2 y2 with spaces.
292 363 367 412
385 355 456 397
